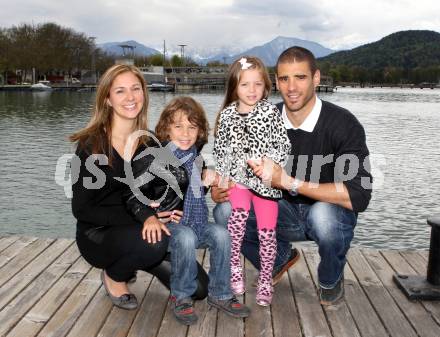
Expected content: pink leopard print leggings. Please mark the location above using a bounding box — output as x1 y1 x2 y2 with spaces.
229 185 278 230
227 185 278 290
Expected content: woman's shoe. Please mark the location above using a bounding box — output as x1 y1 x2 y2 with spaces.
101 270 138 310
256 282 273 307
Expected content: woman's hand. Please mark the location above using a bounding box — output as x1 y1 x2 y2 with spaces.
142 215 171 244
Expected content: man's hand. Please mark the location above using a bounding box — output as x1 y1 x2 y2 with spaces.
210 185 230 203
248 157 354 210
247 157 291 190
210 175 235 203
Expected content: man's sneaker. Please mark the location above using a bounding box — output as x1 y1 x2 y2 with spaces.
207 296 250 318
319 278 344 305
172 297 198 325
272 248 300 285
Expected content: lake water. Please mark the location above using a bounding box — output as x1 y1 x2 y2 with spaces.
0 87 439 249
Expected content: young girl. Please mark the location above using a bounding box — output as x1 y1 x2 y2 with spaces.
213 57 291 306
125 96 250 325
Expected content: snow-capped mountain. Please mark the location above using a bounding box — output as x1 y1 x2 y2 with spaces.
217 36 335 66
98 37 335 65
154 43 246 63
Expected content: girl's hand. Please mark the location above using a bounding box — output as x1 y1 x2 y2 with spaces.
142 215 171 244
202 169 219 187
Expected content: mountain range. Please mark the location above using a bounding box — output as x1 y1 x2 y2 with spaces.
97 36 335 66
97 30 440 70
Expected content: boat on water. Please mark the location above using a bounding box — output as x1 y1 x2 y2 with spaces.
30 81 53 91
147 83 175 92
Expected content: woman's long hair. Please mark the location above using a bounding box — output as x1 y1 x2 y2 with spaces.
69 64 149 164
214 56 271 134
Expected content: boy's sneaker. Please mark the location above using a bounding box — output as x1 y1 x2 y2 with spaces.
207 296 250 318
172 297 198 325
272 248 300 285
319 278 344 306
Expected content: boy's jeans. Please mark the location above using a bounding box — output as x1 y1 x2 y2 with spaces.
213 199 357 288
168 223 232 300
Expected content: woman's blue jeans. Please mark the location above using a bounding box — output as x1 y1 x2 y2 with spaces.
167 223 232 301
213 199 357 288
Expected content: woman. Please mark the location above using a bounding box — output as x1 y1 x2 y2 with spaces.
70 64 207 310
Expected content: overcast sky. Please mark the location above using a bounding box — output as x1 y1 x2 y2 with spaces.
2 0 439 52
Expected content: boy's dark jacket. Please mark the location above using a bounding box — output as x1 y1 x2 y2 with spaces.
123 140 205 223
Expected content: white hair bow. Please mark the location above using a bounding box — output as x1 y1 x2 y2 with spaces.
239 57 252 70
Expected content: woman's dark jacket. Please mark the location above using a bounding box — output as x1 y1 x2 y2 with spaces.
72 144 141 233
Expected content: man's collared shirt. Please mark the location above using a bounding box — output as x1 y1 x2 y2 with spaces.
282 96 322 132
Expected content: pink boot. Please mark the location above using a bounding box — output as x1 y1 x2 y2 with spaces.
227 208 248 295
256 229 277 306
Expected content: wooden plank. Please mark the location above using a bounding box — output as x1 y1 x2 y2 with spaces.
0 238 73 310
215 255 245 337
348 249 418 337
0 236 20 253
372 249 440 337
127 277 170 337
35 267 102 337
397 250 440 326
339 250 389 337
6 254 90 337
152 298 188 337
400 250 428 274
271 260 302 337
96 272 154 337
188 250 217 337
64 286 112 337
288 247 332 337
216 307 244 337
244 258 273 337
0 236 39 271
0 244 80 337
302 247 361 337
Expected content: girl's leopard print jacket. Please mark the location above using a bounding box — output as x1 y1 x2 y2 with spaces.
213 99 291 198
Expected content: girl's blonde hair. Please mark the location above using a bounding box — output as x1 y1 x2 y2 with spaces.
214 56 271 133
155 96 210 150
70 64 149 163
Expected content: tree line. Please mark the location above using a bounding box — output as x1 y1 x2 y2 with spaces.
0 22 199 84
0 22 117 83
318 62 440 86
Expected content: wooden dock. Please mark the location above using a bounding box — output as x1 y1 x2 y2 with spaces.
1 235 439 337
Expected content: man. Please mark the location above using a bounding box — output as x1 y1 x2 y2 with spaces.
212 46 372 305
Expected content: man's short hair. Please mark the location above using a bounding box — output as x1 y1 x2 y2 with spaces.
276 46 318 75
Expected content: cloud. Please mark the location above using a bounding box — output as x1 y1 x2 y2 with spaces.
0 0 439 52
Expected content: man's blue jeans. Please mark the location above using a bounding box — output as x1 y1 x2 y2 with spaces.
168 223 233 300
213 199 357 288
